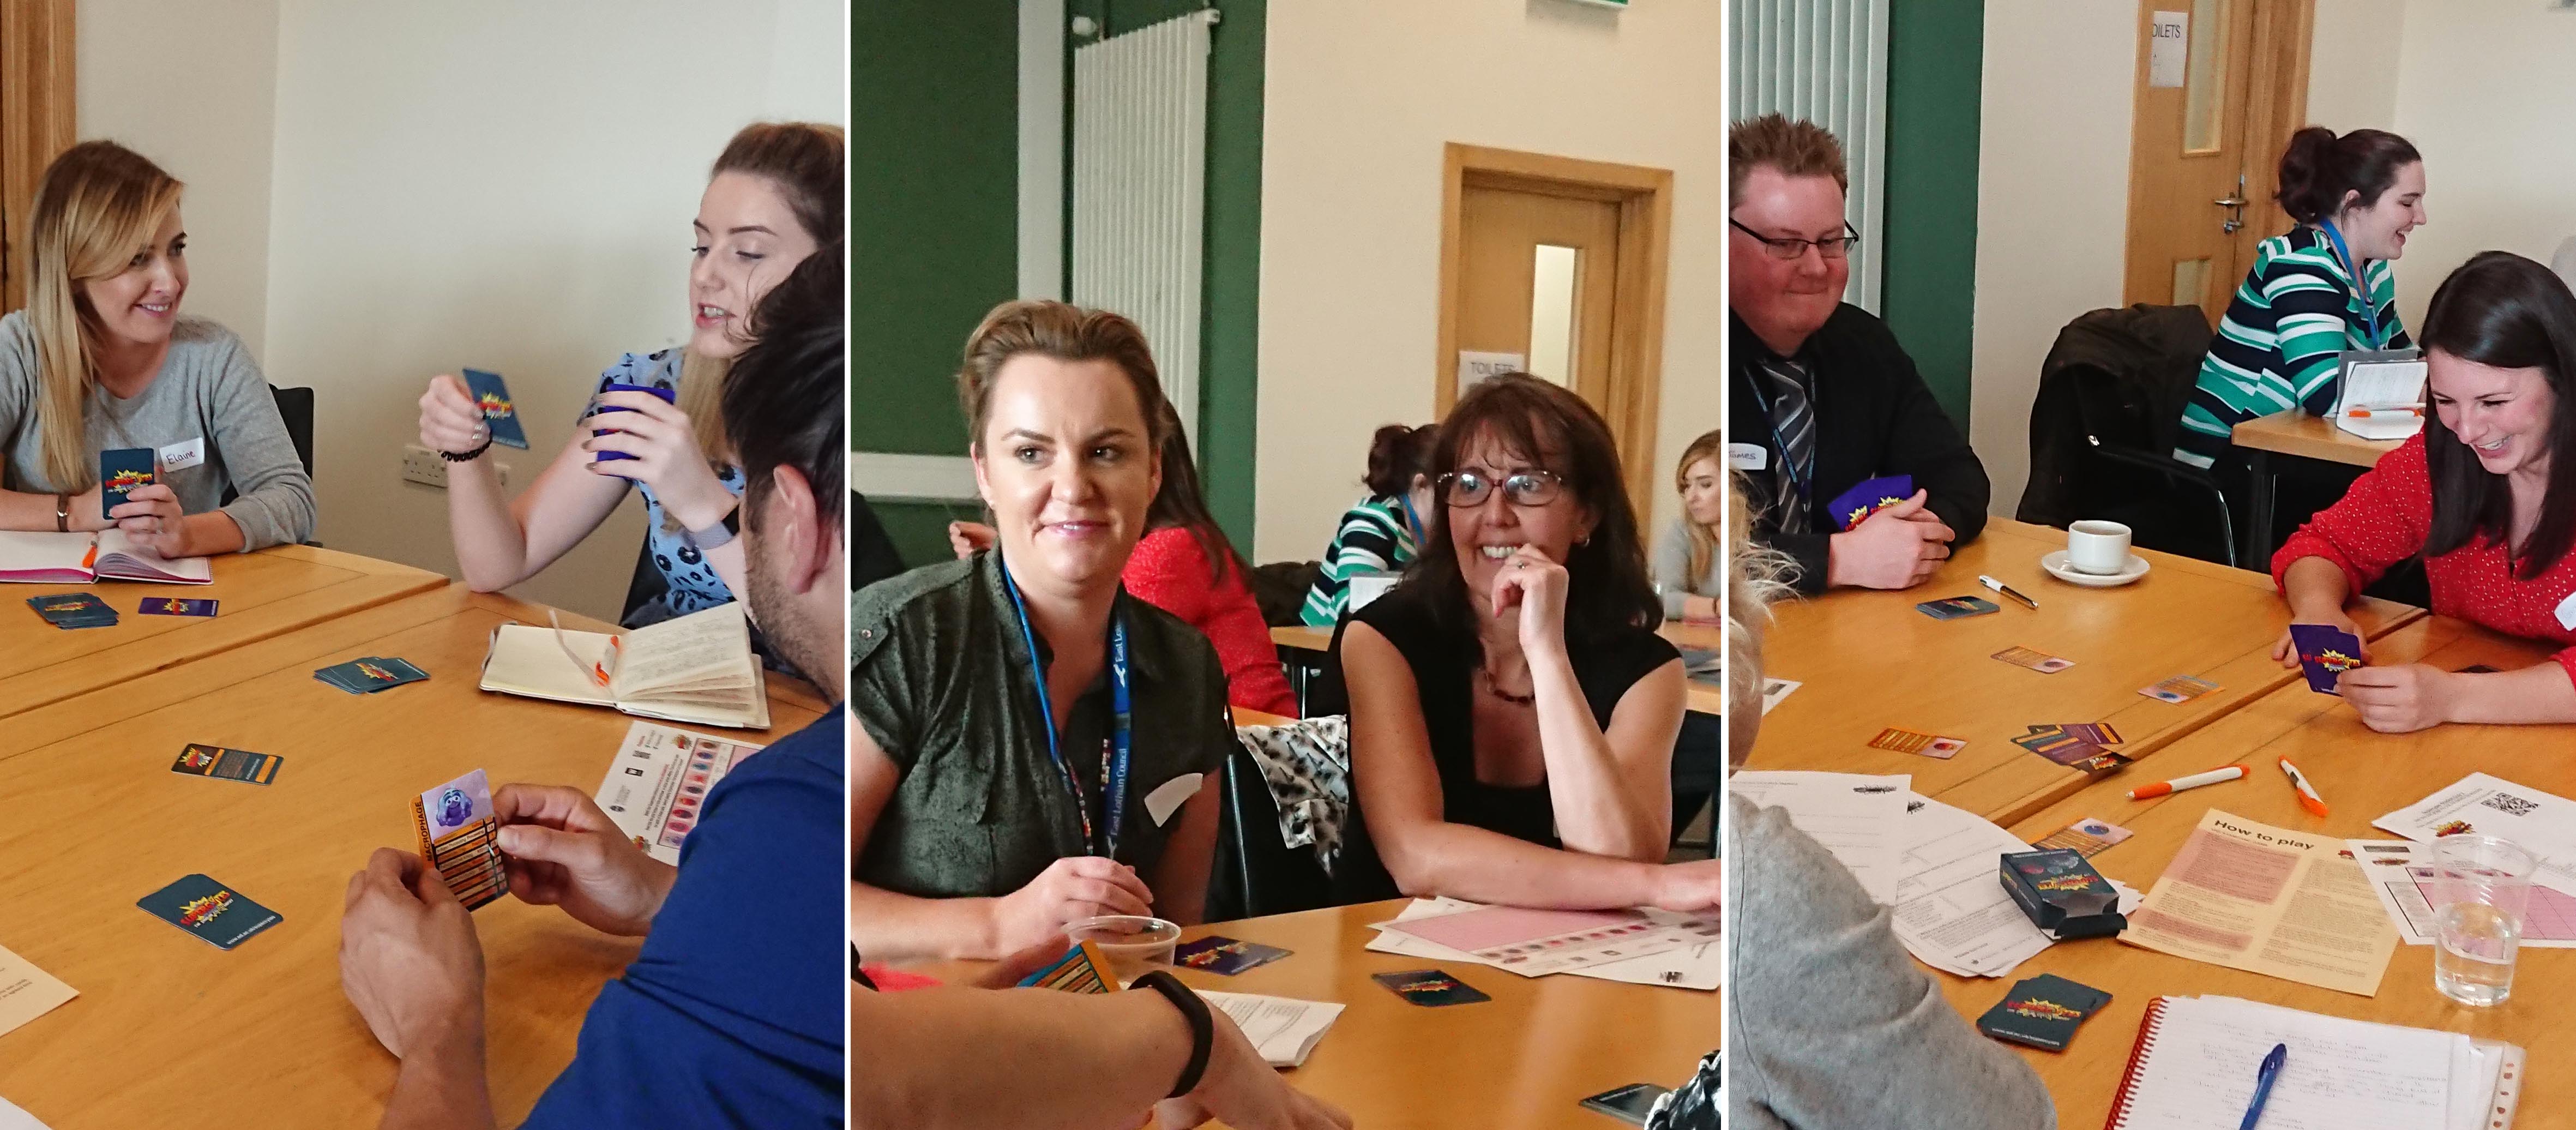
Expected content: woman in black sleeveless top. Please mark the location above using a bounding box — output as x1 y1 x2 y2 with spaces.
1333 374 1723 911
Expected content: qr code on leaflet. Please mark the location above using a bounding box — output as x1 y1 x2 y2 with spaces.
2483 792 2540 818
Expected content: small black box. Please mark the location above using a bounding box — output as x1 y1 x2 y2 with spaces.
1999 848 2127 940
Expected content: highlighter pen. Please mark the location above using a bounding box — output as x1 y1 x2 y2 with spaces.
2129 764 2249 802
1977 574 2038 610
2278 757 2331 818
2343 406 2423 419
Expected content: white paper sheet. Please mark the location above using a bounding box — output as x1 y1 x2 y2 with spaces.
1363 898 1720 989
1194 991 1344 1067
2113 995 2458 1130
2374 773 2576 898
0 1097 45 1130
2346 839 2576 949
592 722 763 864
1730 771 1909 904
1888 793 2055 977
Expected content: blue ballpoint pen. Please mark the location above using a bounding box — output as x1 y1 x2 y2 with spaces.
2239 1043 2287 1129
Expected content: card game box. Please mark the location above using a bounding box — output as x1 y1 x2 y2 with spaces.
413 769 507 910
1999 848 2127 940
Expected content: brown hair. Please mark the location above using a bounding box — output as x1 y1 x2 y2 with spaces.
1145 398 1244 585
1363 422 1439 498
955 299 1174 453
1411 374 1661 656
2276 126 2420 226
23 141 186 491
1675 429 1724 582
2419 251 2576 578
678 121 845 462
1729 113 1848 200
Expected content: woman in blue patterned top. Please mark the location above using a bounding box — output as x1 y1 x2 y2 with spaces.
414 121 841 629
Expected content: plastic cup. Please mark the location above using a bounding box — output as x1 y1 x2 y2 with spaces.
1065 915 1181 984
2429 835 2535 1007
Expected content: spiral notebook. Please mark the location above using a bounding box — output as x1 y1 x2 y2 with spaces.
2105 995 2520 1130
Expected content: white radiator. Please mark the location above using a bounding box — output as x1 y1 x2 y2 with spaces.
1072 9 1214 440
1729 0 1891 312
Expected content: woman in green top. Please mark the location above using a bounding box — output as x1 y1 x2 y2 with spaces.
849 300 1233 963
1298 422 1436 627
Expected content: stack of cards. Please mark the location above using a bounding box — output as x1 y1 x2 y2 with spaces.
315 657 429 694
170 743 281 786
2014 723 2130 774
1371 969 1490 1007
137 874 282 950
2139 674 2220 704
1019 941 1121 993
1991 646 2073 674
1867 726 1965 759
139 597 217 617
1916 596 1999 620
2288 623 2366 695
1826 474 1913 531
1174 935 1294 976
27 593 116 630
99 448 155 518
413 768 507 909
1976 973 2111 1051
462 369 530 449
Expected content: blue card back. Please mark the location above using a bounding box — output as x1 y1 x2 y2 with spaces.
462 369 529 449
100 448 155 518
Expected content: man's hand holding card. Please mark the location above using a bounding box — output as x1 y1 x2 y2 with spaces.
491 783 676 937
338 847 486 1062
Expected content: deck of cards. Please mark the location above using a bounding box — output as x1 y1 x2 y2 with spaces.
462 368 529 449
1826 474 1913 532
171 743 280 786
1976 973 2110 1051
412 768 507 910
27 593 116 630
1999 848 2127 940
99 448 155 518
1917 596 1999 620
2288 623 2366 694
138 874 281 950
2015 724 2130 774
1371 969 1490 1007
315 656 428 694
1175 935 1293 976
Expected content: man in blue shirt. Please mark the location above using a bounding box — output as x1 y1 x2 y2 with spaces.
338 247 848 1128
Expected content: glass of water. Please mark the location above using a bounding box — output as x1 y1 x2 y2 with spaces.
2429 835 2536 1007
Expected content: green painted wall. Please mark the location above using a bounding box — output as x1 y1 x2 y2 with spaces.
1879 0 1984 428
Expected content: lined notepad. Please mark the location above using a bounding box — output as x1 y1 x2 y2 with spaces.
2108 996 2519 1130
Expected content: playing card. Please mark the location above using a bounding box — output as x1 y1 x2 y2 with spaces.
99 448 155 519
316 657 426 694
1991 646 2073 674
137 597 217 617
2139 674 2220 704
1916 596 2000 620
2032 817 2134 857
1020 941 1120 993
1825 474 1914 532
137 874 281 950
2021 973 2112 1015
1173 935 1293 976
27 593 115 628
1866 727 1965 759
170 743 280 785
2056 722 2122 746
1372 969 1491 1007
2013 726 2083 756
2062 749 2133 774
461 368 529 449
413 768 507 910
1977 975 2109 1051
2288 623 2366 695
588 382 677 463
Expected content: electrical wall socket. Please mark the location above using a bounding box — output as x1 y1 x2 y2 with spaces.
401 444 507 489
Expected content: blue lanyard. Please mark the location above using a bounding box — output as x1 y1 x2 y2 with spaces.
1396 494 1425 548
1001 561 1133 858
2318 221 2385 348
1740 365 1813 503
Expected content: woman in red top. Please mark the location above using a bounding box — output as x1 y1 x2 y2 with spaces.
2272 251 2576 731
950 401 1297 718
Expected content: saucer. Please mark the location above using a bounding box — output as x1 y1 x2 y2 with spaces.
2042 550 2151 588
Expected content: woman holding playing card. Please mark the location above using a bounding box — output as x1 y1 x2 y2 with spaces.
414 121 838 630
0 142 314 555
847 300 1232 963
1332 374 1721 912
2271 251 2576 732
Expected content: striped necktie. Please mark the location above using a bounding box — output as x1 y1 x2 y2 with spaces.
1761 357 1817 532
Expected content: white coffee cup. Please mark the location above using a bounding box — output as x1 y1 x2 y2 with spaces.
2067 520 2134 575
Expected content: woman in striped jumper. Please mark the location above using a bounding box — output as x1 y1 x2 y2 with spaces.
2175 127 2425 480
1298 422 1436 627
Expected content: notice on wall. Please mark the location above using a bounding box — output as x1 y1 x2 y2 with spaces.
2148 11 2189 88
1456 351 1526 390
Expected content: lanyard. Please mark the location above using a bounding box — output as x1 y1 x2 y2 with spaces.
1396 494 1425 548
2318 221 2385 348
1001 561 1133 859
1740 363 1813 504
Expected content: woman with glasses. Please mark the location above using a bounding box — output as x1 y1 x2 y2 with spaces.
1329 374 1722 911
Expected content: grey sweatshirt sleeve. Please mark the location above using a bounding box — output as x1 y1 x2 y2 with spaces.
1652 517 1693 620
200 334 315 550
1728 795 2057 1130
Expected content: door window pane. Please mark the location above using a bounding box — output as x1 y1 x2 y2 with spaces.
1528 244 1579 386
2182 0 2229 152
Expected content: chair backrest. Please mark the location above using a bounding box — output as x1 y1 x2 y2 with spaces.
1207 740 1338 920
222 386 315 509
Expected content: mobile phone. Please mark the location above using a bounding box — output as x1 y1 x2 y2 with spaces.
1578 1083 1670 1126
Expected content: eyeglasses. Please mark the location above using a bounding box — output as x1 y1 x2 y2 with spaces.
1730 218 1861 261
1440 470 1567 508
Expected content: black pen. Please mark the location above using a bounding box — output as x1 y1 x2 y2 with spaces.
1977 574 2038 610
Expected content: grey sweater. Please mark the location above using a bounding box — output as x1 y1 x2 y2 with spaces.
0 312 314 550
1729 795 2057 1129
1653 517 1720 620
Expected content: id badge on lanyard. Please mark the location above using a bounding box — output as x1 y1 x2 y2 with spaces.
1002 560 1134 858
2319 221 2385 348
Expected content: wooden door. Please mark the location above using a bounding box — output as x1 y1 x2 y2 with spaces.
2123 0 2313 324
1 0 79 314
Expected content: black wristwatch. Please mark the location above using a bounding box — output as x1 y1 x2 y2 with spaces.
1131 970 1213 1098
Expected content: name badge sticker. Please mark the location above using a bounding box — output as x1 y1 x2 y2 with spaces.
1726 442 1768 472
159 436 207 472
2555 590 2576 632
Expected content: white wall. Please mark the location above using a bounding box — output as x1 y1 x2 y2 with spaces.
1967 2 2137 515
254 1 843 620
1254 0 1722 560
77 0 281 359
2304 0 2404 134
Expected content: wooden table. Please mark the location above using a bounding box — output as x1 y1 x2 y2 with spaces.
1272 622 1724 716
925 899 1718 1130
2231 410 2406 566
1748 518 2423 826
0 584 826 1128
0 545 445 723
1941 615 2575 1128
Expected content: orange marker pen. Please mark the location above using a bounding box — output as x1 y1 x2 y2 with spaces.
2278 757 2330 818
2128 764 2248 802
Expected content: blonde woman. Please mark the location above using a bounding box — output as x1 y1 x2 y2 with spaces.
0 142 314 555
416 122 839 629
1653 430 1723 623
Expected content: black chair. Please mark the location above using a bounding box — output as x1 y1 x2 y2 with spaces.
1207 739 1339 921
853 490 904 591
221 386 315 527
2018 304 2238 566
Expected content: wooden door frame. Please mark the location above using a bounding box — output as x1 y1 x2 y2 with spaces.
1 0 79 314
1435 142 1672 509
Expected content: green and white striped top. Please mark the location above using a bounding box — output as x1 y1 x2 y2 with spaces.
2174 225 2410 468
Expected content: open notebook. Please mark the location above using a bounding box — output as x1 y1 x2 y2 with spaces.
2107 995 2521 1130
0 529 211 585
478 602 769 730
2331 349 2428 441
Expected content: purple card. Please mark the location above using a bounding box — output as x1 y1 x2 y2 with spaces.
2288 623 2365 695
1826 474 1913 531
138 597 218 617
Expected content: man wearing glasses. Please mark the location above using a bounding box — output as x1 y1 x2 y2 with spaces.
1728 114 1990 593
